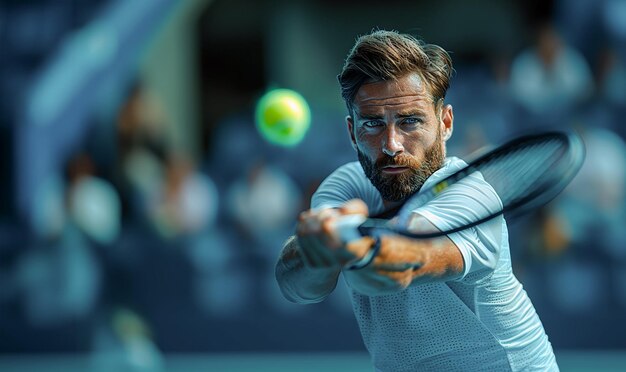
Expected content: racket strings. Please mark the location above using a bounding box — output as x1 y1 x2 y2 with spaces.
377 132 584 244
353 132 585 252
477 139 567 208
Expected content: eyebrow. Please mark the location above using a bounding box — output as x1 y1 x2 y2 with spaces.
396 109 425 118
356 112 384 121
353 101 431 121
355 110 425 120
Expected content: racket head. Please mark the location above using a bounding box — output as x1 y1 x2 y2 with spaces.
368 130 586 239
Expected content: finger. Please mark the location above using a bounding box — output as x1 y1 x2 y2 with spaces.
298 208 339 235
321 217 345 248
298 235 337 268
297 214 323 236
318 208 340 220
298 209 312 222
339 199 369 216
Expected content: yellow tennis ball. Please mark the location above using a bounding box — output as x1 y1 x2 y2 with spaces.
255 89 311 147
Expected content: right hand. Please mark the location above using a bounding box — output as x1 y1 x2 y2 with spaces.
295 199 374 270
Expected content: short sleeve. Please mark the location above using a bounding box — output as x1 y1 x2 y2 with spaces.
413 172 504 282
311 162 384 214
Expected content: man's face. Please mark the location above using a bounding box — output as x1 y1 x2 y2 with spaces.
347 73 453 202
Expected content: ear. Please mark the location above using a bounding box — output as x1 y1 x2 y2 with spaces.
346 115 358 150
440 104 454 141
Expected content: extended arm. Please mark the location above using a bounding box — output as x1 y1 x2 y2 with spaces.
276 198 466 299
275 235 341 304
275 200 372 304
342 213 465 296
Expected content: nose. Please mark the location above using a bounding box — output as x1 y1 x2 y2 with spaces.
382 124 404 157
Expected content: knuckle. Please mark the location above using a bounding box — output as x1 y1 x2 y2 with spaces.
298 210 309 221
320 218 335 235
341 199 369 216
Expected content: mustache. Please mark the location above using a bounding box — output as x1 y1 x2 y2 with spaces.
375 154 421 169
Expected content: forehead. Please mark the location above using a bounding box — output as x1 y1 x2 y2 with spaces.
353 73 432 114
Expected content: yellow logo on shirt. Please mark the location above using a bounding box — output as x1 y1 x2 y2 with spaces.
433 181 448 194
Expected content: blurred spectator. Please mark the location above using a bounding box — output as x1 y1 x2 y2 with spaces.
149 153 218 238
554 127 626 255
116 83 168 222
510 24 594 118
521 127 626 260
227 161 302 252
117 84 167 155
16 150 126 326
68 154 121 245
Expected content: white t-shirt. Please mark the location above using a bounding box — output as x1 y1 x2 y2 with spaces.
312 158 558 372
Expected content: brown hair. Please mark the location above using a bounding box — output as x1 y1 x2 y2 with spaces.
338 30 453 114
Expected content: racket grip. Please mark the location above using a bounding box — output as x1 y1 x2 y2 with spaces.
333 214 367 243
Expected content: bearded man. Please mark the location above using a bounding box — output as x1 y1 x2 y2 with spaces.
275 30 558 372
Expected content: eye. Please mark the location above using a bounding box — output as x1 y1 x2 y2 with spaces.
401 117 423 126
363 120 384 128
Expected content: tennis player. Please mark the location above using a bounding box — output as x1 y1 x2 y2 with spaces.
275 30 558 371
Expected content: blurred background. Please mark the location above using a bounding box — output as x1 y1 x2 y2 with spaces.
0 0 625 370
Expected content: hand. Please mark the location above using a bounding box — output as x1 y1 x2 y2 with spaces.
343 213 464 296
296 199 372 270
343 234 427 295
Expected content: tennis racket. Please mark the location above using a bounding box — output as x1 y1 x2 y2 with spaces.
335 131 586 270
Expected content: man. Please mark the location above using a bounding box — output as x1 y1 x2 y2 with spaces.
275 30 557 371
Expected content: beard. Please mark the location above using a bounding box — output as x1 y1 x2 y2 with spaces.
358 132 445 202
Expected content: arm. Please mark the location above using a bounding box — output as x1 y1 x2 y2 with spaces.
344 171 505 296
275 200 372 304
342 213 465 296
275 235 341 304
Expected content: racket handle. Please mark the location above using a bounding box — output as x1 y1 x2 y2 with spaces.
333 214 367 243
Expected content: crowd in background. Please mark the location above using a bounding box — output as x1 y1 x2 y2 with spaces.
1 0 626 369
